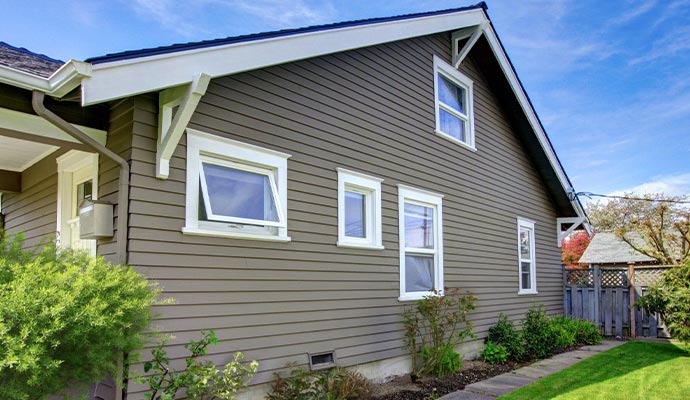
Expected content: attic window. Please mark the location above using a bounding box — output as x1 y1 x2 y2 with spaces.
433 55 475 151
309 351 336 370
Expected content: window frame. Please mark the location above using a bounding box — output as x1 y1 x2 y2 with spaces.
398 184 444 301
336 168 384 250
433 55 475 151
517 218 538 295
183 128 291 242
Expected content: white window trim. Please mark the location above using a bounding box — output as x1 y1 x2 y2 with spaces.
336 168 384 250
517 217 538 295
183 128 291 242
56 150 98 253
433 55 476 152
398 184 444 301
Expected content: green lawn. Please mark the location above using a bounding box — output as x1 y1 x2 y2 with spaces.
499 342 690 400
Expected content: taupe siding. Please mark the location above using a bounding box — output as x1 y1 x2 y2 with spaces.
2 150 66 249
124 32 563 396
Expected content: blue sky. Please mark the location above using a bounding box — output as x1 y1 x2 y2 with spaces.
2 0 689 199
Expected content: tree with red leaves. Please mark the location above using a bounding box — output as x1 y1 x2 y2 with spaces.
561 230 590 268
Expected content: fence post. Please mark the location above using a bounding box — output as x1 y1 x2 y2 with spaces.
628 263 636 339
563 265 568 316
594 265 600 329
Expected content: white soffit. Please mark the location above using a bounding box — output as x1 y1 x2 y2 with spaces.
0 135 58 171
0 107 106 145
81 9 486 105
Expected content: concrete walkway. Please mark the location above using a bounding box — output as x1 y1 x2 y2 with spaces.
440 341 626 400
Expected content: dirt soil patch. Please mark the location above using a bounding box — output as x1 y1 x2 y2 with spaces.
370 360 520 400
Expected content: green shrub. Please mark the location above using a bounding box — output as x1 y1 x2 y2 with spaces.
481 343 508 365
571 318 602 345
637 261 690 349
550 316 577 349
521 306 559 360
402 288 477 377
144 330 258 400
267 366 371 400
487 313 524 361
0 234 159 400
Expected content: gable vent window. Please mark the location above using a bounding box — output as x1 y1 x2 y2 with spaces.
433 55 475 151
309 351 336 371
183 128 291 242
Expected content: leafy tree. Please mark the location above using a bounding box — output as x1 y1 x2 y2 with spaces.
636 261 690 349
0 234 159 400
561 230 590 267
586 193 690 265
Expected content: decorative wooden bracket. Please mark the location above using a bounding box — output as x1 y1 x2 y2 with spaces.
557 217 587 247
451 22 488 68
156 73 211 179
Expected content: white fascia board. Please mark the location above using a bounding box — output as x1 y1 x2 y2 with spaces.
0 60 91 98
482 25 587 220
81 9 486 105
0 107 106 145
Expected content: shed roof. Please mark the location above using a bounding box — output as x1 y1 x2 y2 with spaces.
579 232 656 265
0 42 63 77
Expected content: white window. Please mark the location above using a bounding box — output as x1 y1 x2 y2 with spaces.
336 168 383 250
517 218 537 294
433 55 475 150
183 128 291 241
398 184 443 301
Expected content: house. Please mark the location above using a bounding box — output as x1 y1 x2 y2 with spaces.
578 232 657 268
0 3 588 399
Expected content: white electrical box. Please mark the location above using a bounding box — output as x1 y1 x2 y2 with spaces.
79 200 114 239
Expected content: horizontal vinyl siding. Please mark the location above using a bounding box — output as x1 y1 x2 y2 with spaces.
124 32 563 397
2 150 65 249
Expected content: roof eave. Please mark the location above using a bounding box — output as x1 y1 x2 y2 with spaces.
0 60 91 98
80 8 487 106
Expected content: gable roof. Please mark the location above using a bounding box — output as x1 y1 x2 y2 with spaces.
0 42 63 77
579 232 656 265
86 3 487 64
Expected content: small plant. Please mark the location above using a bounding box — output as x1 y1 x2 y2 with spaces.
267 366 371 400
402 288 477 377
0 234 159 400
481 342 508 365
521 305 558 360
487 313 524 361
571 318 602 345
144 330 258 400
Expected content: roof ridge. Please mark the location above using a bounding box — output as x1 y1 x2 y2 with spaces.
87 2 487 64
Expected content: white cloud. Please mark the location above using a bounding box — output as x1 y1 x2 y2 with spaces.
608 0 657 26
128 0 336 37
610 173 690 197
629 26 690 65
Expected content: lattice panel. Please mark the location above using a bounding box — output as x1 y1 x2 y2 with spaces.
566 268 594 287
635 267 670 287
600 269 628 287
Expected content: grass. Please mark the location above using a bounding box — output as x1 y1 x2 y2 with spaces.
499 342 690 400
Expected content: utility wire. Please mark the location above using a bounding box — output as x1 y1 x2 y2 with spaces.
575 192 690 204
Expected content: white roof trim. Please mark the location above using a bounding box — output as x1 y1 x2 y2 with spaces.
81 8 486 105
0 107 106 145
0 60 92 98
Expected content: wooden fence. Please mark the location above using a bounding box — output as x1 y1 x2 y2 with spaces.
564 265 670 338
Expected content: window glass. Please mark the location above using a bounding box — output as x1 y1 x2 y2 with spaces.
439 109 465 142
75 180 93 214
404 203 434 249
519 228 531 259
521 262 532 289
405 254 434 292
438 73 465 113
202 162 279 223
517 219 536 293
344 191 366 238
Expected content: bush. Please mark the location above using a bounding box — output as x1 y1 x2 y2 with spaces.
571 318 602 345
521 306 559 360
637 261 690 349
481 343 507 365
402 288 476 377
550 316 577 349
0 234 159 400
267 366 371 400
144 330 258 400
487 314 524 361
